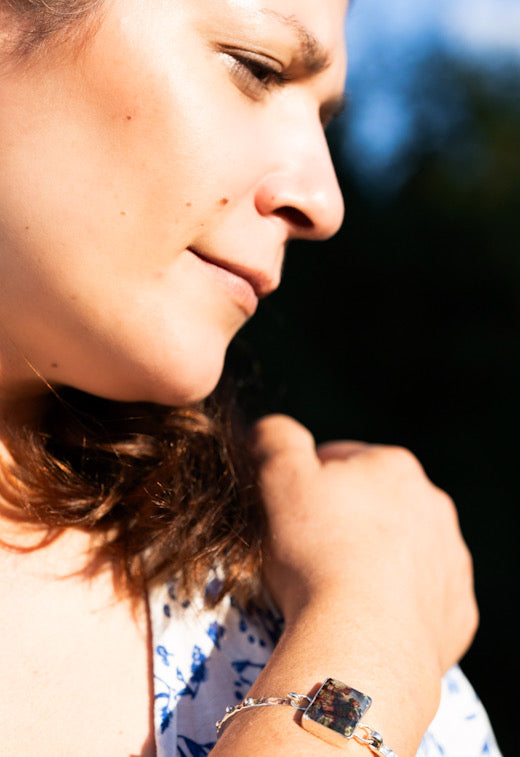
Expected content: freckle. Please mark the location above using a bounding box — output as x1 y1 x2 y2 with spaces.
51 363 58 369
25 226 30 231
219 197 229 206
185 202 192 208
120 211 127 216
126 115 132 121
70 294 78 301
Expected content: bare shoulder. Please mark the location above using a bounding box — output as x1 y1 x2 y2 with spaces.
0 537 154 757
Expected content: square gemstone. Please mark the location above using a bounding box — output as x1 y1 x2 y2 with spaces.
302 678 372 748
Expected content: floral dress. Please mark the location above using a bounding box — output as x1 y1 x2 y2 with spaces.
151 582 502 757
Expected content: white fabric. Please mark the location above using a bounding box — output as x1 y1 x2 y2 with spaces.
151 582 502 756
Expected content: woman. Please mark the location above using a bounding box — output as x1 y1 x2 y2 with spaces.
0 1 500 755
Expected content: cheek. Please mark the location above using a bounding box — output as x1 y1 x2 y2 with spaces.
0 2 263 405
76 13 206 211
79 2 263 215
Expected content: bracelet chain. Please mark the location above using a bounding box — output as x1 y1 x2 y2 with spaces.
216 692 399 756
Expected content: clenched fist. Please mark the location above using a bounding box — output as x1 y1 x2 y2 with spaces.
252 415 478 676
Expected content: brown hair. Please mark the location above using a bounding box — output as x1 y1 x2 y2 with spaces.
1 0 265 605
1 0 104 58
1 383 265 604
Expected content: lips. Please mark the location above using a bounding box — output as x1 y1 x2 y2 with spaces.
188 246 279 316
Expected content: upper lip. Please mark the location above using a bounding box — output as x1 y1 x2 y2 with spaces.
188 247 280 299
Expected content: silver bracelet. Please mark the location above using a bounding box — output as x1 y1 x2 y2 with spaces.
216 677 398 756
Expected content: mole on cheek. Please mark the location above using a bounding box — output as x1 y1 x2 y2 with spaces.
50 363 59 369
219 198 229 207
186 202 192 208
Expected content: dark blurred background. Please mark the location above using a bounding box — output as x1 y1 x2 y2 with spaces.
229 2 519 753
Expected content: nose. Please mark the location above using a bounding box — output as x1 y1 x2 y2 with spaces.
254 126 345 241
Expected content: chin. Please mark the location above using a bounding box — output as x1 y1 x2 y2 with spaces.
144 374 222 407
89 356 226 408
56 329 230 408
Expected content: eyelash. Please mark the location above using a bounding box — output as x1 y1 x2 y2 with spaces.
221 49 344 129
225 51 289 99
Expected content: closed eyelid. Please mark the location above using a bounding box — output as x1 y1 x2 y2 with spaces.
252 10 347 123
219 46 284 74
219 49 287 99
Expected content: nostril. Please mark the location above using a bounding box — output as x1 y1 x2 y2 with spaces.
275 206 313 229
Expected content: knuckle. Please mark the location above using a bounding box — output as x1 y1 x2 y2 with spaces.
462 542 476 587
462 593 480 653
462 537 474 567
456 546 479 644
382 445 424 474
469 599 480 638
469 590 480 629
441 491 459 522
430 485 459 524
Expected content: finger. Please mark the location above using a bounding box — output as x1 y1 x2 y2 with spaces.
249 414 318 465
316 440 372 463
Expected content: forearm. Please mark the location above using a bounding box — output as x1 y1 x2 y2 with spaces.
210 590 441 757
212 415 477 755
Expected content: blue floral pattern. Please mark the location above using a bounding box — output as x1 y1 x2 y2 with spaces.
151 582 501 756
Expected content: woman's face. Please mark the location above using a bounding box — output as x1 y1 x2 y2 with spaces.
0 0 347 406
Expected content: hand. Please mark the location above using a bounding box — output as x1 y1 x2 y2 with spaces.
252 414 478 676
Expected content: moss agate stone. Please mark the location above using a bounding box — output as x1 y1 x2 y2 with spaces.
302 677 372 747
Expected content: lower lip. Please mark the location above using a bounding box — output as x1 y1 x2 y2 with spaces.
191 252 258 317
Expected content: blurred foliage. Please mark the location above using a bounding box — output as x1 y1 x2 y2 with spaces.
229 53 519 754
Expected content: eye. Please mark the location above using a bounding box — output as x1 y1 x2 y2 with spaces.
221 49 289 100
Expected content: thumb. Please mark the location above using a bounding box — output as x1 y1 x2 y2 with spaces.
249 414 320 470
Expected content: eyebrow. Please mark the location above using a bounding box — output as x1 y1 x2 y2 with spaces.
260 9 347 124
260 9 332 74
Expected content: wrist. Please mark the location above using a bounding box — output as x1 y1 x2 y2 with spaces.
279 591 443 738
217 679 400 757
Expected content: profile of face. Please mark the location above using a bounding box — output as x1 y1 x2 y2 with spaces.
0 0 348 406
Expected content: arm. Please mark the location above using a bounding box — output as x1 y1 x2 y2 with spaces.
210 415 478 756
